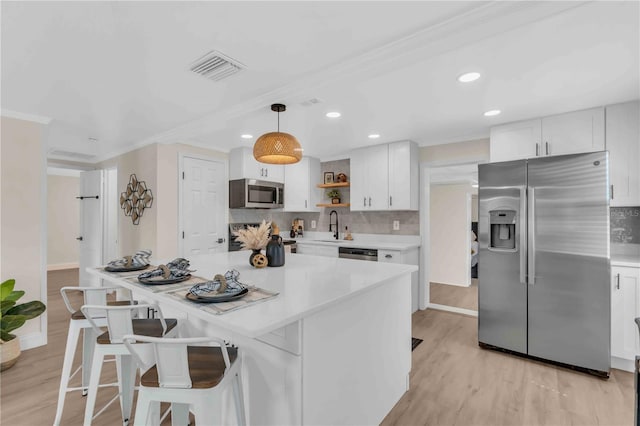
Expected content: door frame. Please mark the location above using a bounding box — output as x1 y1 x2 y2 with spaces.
102 166 119 262
420 160 481 317
178 153 229 257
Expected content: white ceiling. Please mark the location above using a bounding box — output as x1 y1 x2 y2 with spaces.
2 1 638 163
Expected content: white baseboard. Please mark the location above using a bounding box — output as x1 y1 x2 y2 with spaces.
428 303 478 317
47 262 79 271
431 280 471 288
611 356 635 373
19 331 47 350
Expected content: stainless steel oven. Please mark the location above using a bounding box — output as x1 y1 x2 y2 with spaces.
229 179 283 209
338 247 378 261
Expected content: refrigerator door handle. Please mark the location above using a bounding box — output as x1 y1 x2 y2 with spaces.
520 186 527 284
527 188 536 285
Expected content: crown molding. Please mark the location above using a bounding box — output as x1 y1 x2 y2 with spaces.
1 109 52 125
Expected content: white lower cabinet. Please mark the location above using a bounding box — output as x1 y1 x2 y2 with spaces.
295 243 338 257
379 248 420 313
611 265 640 371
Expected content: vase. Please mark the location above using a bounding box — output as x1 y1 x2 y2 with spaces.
249 249 262 266
0 338 21 371
331 198 341 204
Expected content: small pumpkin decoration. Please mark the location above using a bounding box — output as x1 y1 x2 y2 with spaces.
336 173 348 183
251 253 268 268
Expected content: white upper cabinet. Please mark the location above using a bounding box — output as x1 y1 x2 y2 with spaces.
284 157 321 212
606 101 640 207
490 107 605 162
541 107 605 156
388 141 419 211
229 147 284 183
351 141 418 211
490 119 541 163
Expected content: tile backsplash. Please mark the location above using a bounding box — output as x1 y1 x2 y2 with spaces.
611 207 640 244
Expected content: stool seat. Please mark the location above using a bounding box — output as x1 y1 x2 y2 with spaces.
142 346 238 389
71 300 138 320
97 319 178 344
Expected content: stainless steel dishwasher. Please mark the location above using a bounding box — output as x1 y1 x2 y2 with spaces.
338 247 378 261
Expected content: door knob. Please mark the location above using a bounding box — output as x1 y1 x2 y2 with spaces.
217 238 225 244
76 236 83 241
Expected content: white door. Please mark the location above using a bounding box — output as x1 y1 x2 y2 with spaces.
181 157 227 257
78 170 104 287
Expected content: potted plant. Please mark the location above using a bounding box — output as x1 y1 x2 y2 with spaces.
327 189 341 204
1 279 47 371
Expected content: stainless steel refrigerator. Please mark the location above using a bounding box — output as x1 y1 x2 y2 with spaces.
478 151 610 376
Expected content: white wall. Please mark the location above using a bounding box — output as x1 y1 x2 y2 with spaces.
1 116 47 346
429 183 471 287
47 174 79 268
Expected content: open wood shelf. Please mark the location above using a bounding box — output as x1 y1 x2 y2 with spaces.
316 182 350 188
316 203 351 208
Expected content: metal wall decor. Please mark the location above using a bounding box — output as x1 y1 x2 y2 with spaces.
120 174 153 225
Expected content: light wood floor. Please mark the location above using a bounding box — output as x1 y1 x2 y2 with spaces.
1 270 634 425
382 309 634 426
430 278 478 311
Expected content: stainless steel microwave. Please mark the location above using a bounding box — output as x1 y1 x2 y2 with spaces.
229 179 284 209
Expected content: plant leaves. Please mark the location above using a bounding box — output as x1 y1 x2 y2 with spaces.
1 300 16 317
0 279 16 301
5 290 24 303
6 301 46 320
1 330 16 342
1 315 27 334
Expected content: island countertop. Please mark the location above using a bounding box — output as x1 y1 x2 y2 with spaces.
91 251 418 338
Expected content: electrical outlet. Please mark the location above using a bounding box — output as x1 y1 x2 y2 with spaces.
311 220 317 229
393 220 400 230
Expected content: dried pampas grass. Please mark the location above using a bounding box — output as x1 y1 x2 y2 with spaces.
233 220 271 250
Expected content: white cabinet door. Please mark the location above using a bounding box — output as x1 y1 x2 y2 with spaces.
388 141 419 211
350 147 369 212
541 107 605 157
490 119 541 162
379 248 420 313
284 157 321 212
295 244 338 257
607 101 640 207
611 266 640 361
366 144 389 210
229 147 284 183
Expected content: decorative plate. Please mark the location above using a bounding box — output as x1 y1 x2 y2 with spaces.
138 274 191 285
185 288 249 303
105 264 150 273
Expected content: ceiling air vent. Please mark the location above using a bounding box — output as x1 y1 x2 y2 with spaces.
300 98 323 107
189 50 246 82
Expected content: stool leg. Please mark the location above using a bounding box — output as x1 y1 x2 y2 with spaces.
54 320 82 426
82 326 97 396
232 372 247 426
170 402 190 426
115 354 136 425
194 393 221 426
83 349 105 426
132 389 152 426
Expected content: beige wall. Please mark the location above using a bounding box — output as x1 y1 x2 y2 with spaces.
99 143 227 259
47 175 80 267
420 138 490 164
430 183 472 286
1 116 46 340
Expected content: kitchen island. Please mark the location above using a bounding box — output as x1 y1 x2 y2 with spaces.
90 251 417 425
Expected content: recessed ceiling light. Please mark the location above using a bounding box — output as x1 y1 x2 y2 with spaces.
241 134 253 139
368 134 380 139
484 110 501 117
457 72 481 83
326 112 341 118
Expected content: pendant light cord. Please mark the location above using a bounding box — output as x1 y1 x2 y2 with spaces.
277 109 280 132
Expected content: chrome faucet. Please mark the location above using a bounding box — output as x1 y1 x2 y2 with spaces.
329 210 339 240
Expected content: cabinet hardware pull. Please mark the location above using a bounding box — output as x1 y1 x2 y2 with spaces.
260 168 263 177
265 168 268 177
76 236 83 241
545 142 549 155
536 143 539 156
611 185 614 200
217 238 225 244
390 196 392 206
305 200 307 208
616 273 620 290
385 254 392 259
369 197 372 206
364 197 367 207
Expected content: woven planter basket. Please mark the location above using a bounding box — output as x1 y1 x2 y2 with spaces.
1 338 21 371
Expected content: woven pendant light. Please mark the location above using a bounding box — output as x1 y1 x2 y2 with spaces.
253 103 302 164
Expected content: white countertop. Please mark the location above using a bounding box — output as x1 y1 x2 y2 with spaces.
611 244 640 268
92 251 417 338
289 232 420 251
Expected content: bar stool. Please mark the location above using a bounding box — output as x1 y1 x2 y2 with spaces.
81 304 179 426
122 335 246 426
54 286 137 426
